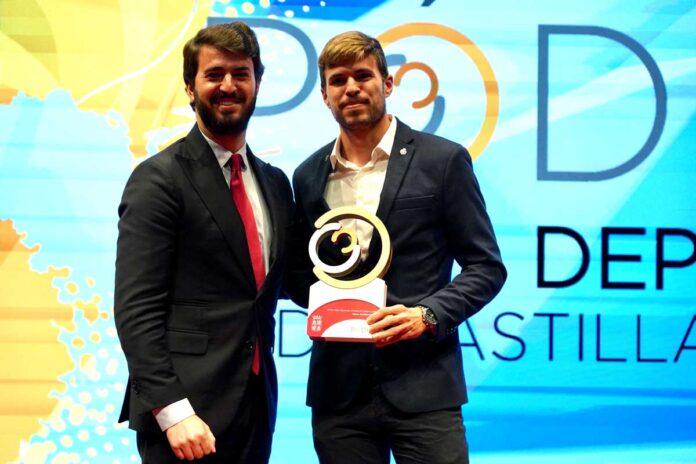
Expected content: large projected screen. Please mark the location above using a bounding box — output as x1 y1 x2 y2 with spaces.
1 1 694 462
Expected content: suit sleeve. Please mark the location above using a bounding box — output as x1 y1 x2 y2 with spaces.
114 159 188 414
282 171 315 308
419 146 507 341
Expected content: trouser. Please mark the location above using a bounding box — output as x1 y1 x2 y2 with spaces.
312 385 468 464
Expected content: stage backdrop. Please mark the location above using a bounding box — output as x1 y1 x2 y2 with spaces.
1 1 694 463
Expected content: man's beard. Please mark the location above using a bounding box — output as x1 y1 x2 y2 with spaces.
333 98 386 132
193 89 257 136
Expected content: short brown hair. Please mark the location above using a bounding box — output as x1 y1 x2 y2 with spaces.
183 22 265 86
318 31 388 89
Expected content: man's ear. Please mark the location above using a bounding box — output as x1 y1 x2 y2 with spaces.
321 87 330 108
185 82 195 105
384 74 394 98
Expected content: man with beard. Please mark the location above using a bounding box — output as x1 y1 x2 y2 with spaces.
115 22 294 463
286 31 506 463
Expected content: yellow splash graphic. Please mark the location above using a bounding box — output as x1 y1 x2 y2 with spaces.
0 0 215 158
0 220 75 463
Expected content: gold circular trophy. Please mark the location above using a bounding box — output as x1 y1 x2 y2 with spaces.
306 206 392 342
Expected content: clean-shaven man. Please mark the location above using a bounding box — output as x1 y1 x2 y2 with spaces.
287 31 506 464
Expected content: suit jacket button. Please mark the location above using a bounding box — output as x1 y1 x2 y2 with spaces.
245 341 254 352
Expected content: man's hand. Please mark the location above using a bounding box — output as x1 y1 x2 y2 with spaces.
165 415 216 461
367 304 428 347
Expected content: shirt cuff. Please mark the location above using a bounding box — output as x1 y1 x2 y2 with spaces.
153 398 196 431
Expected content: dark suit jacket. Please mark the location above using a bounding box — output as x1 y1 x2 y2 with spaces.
115 124 294 435
287 119 506 413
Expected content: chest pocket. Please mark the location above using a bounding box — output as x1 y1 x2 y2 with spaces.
393 194 436 211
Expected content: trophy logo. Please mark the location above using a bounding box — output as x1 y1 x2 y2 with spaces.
306 206 392 342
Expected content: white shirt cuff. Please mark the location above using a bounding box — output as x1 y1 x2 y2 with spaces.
153 398 196 431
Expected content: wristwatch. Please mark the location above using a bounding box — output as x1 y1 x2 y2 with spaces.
416 305 438 333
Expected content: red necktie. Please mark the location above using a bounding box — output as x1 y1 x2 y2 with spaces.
229 153 264 374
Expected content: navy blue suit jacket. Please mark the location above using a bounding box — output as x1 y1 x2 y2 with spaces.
287 119 506 413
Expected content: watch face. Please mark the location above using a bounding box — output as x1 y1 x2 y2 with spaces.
423 307 437 326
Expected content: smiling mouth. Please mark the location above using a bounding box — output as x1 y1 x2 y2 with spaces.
213 92 244 106
214 100 245 113
216 99 242 106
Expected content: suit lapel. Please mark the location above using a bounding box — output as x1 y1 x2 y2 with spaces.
312 125 416 265
364 120 416 262
308 148 333 217
373 119 416 225
176 125 256 291
246 148 278 273
307 145 347 263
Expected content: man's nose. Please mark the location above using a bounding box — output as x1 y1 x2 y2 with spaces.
220 74 236 93
346 77 360 95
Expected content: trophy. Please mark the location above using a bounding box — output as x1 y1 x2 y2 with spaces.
306 206 392 342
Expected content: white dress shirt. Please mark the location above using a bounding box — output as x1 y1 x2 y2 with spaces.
324 115 397 259
153 135 271 431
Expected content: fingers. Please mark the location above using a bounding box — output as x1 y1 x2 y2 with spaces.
182 443 195 461
176 437 215 461
368 305 426 346
366 305 403 325
371 317 411 345
172 446 186 460
374 320 424 346
202 424 216 454
190 441 205 460
172 439 212 461
166 415 216 461
367 305 409 332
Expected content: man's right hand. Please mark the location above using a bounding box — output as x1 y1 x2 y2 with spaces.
165 415 216 460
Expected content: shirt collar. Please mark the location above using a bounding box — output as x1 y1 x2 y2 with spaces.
329 115 397 170
200 131 249 170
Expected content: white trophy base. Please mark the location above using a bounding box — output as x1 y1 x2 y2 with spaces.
307 278 387 342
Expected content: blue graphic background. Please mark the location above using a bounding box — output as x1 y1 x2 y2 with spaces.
0 0 694 462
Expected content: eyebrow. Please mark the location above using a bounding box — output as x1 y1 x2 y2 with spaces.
203 65 252 73
328 66 374 77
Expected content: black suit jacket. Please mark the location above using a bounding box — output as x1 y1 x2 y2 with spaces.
115 124 294 435
287 119 506 413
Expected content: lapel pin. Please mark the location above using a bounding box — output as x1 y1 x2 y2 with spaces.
399 148 407 156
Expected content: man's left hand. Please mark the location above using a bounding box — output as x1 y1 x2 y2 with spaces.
366 305 427 347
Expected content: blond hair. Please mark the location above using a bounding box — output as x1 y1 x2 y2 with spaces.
318 31 388 89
